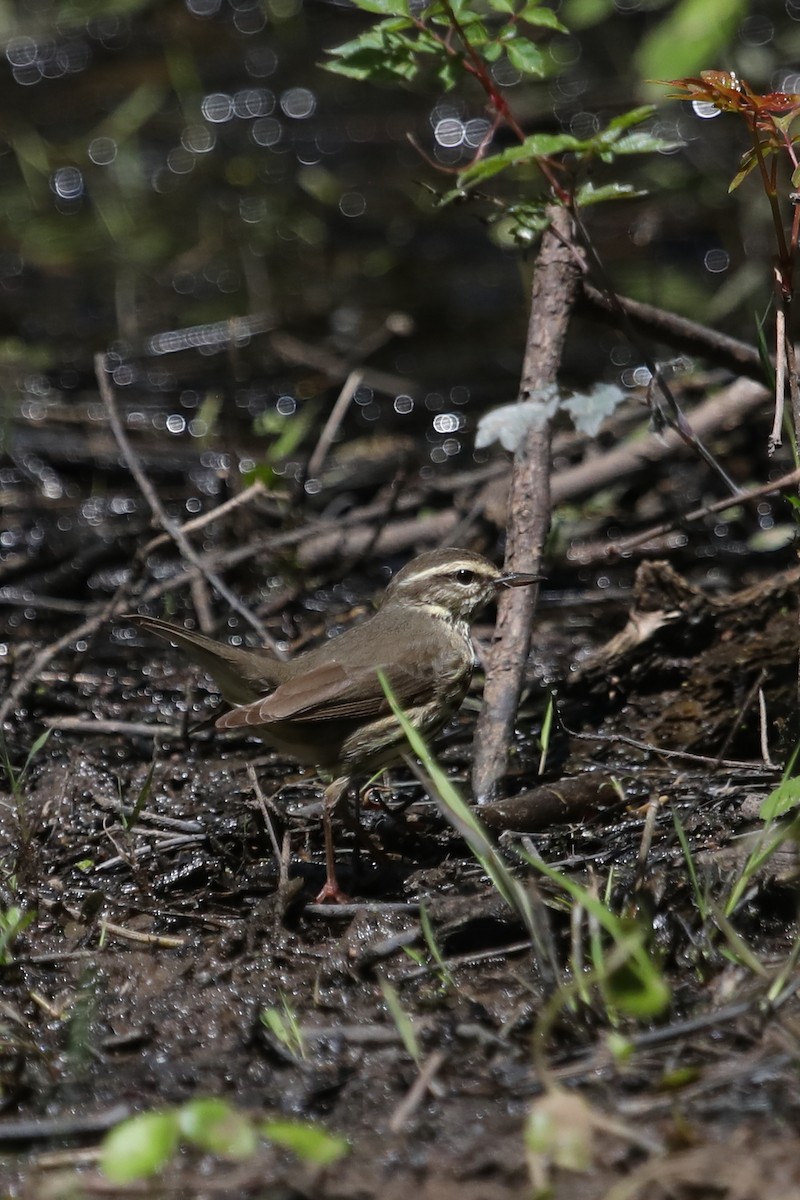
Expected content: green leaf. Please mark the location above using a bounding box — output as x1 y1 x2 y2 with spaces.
505 38 545 76
518 2 568 31
350 0 409 13
605 104 657 132
455 131 585 190
635 0 748 87
179 1099 257 1160
101 1112 180 1182
729 148 763 193
262 1120 349 1165
434 56 463 90
760 776 800 820
575 181 647 206
379 976 421 1064
325 22 420 84
608 130 684 155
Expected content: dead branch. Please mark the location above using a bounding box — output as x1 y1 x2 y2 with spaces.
472 204 584 803
581 283 766 380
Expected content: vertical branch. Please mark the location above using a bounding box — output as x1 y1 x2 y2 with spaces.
472 205 583 803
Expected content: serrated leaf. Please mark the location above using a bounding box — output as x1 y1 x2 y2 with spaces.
518 2 568 30
505 38 545 76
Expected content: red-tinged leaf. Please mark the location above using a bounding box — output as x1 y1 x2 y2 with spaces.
758 92 800 114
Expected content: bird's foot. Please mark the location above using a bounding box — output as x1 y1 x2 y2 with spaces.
313 877 352 905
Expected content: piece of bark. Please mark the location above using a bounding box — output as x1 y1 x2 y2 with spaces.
481 775 622 833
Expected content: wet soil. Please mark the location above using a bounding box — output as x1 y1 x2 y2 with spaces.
3 377 800 1200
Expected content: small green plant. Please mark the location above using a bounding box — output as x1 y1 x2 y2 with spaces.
246 402 321 488
379 976 422 1066
379 670 669 1025
121 752 157 832
0 905 35 965
1 728 51 802
537 693 555 777
100 1099 348 1183
260 994 307 1060
378 670 538 939
526 855 670 1022
724 776 800 917
418 903 457 992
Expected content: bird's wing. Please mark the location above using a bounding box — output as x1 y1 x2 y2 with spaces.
217 657 429 729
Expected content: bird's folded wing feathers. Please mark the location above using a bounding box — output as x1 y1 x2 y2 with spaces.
217 659 428 727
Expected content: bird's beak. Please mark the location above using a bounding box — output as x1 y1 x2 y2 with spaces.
497 570 544 588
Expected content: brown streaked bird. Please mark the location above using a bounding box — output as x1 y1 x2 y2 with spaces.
129 547 539 902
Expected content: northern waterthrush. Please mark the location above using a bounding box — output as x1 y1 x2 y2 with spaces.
129 547 538 901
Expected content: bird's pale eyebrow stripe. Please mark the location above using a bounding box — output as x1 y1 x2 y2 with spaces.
395 562 496 585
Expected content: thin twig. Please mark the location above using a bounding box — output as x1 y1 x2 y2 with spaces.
95 352 275 647
98 919 185 948
43 717 187 739
306 369 363 478
633 796 661 895
141 481 271 556
572 464 800 565
769 302 786 453
562 723 775 772
388 1049 447 1133
582 282 766 380
758 688 776 769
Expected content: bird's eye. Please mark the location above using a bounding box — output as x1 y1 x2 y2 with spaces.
455 569 475 585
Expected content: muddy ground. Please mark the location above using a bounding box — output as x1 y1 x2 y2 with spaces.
2 371 800 1200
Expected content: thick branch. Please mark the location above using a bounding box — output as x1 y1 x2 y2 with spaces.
472 205 583 803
